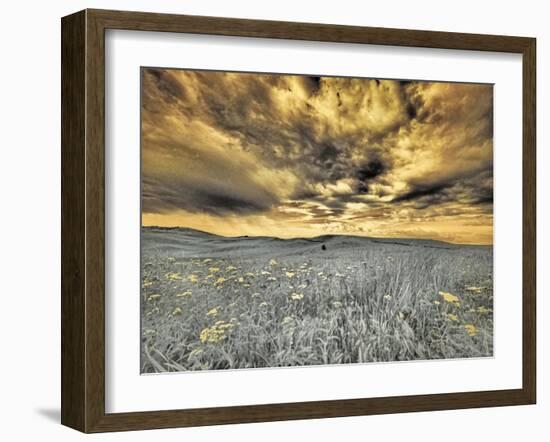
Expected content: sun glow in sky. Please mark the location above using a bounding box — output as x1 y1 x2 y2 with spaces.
141 68 493 245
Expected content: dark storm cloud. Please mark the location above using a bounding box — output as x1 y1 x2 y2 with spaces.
392 183 449 203
142 175 277 216
356 158 387 193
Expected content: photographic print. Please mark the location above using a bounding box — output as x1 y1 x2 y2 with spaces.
140 68 494 373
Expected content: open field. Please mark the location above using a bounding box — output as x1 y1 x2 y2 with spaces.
141 227 493 373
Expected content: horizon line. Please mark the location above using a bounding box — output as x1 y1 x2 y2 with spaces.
141 224 493 247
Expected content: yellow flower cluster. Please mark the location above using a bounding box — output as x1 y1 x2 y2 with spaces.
464 324 478 336
215 277 228 285
199 320 236 343
447 313 459 322
439 291 461 307
465 286 483 294
165 272 183 281
206 307 220 317
146 306 159 316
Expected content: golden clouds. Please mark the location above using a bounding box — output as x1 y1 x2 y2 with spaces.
141 68 493 244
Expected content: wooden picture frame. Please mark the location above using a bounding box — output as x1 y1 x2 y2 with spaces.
61 8 536 433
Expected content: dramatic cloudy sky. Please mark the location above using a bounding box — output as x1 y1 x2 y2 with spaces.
141 68 493 244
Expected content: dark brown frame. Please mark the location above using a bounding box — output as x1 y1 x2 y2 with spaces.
61 8 536 433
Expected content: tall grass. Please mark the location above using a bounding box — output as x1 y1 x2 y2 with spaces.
141 245 493 372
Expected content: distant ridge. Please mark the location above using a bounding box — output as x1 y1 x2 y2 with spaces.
141 225 490 251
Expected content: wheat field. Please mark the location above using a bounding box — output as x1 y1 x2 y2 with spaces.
140 227 493 373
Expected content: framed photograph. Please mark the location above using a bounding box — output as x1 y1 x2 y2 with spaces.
61 9 536 432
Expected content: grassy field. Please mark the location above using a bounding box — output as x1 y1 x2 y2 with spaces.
140 227 493 373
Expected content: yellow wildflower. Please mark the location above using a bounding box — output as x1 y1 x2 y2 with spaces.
199 327 224 343
447 313 459 322
206 307 219 317
176 291 192 297
464 324 478 336
269 259 278 266
165 272 182 281
466 286 483 293
208 267 220 273
187 274 198 283
146 307 160 316
199 320 236 343
147 294 161 301
171 307 183 315
439 291 460 305
285 272 295 278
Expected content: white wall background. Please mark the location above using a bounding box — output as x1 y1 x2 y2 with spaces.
0 0 547 440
